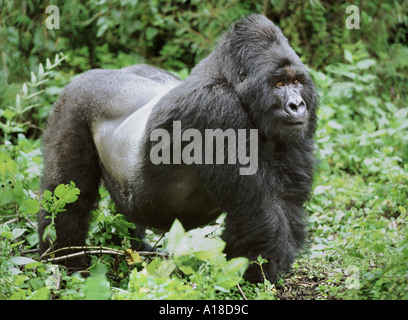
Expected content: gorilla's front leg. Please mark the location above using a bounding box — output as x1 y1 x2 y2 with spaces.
221 199 306 283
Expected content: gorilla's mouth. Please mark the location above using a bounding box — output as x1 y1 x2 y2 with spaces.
283 120 305 126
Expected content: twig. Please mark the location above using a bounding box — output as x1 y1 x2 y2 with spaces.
25 217 37 229
137 251 169 258
39 244 53 260
237 283 248 300
39 245 169 264
41 246 122 258
0 218 18 226
152 233 165 251
20 248 39 255
41 249 125 263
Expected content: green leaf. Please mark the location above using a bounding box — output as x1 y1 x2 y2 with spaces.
355 59 376 69
43 224 56 242
216 258 248 290
224 257 249 275
46 58 52 69
344 49 353 64
43 190 53 201
167 219 185 255
358 74 376 83
178 264 195 275
54 183 80 203
147 258 176 277
1 231 14 240
192 238 225 261
31 71 37 85
64 187 80 203
11 256 37 265
54 184 68 198
2 108 16 120
20 199 41 214
22 83 28 97
28 287 50 300
145 26 159 41
11 228 26 239
85 263 111 300
10 240 25 248
365 96 380 108
84 276 111 300
328 120 343 130
257 255 268 264
38 63 45 76
15 93 21 110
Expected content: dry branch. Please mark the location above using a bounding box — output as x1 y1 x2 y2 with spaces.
40 245 168 264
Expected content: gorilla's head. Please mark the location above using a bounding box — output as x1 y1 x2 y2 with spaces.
217 14 318 143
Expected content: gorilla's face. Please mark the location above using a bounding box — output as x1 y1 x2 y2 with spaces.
236 55 316 143
260 62 314 142
224 16 318 144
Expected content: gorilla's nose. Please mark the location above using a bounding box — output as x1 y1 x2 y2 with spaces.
285 98 306 119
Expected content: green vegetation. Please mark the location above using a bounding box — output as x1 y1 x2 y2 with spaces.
1 0 407 300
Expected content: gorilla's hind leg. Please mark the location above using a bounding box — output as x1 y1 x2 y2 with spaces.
38 97 101 268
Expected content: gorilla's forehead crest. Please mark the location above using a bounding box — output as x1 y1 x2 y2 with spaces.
227 14 285 47
217 14 299 75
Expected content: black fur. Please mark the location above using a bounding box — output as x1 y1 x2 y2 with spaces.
38 14 318 282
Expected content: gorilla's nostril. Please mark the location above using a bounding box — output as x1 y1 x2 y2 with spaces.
288 102 298 111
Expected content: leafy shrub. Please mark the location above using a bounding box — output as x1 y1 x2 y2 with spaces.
20 182 80 248
113 220 248 300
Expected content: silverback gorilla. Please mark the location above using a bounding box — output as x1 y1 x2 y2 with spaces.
38 14 318 283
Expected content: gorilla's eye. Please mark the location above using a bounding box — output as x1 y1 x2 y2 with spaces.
293 79 300 85
275 81 284 87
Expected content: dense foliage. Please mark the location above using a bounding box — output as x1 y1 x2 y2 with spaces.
1 0 407 300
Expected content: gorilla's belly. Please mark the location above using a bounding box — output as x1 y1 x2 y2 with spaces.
101 161 222 231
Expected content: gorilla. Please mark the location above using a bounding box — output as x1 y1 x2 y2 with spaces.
38 14 318 283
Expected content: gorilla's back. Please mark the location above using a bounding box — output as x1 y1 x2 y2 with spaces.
81 66 180 185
